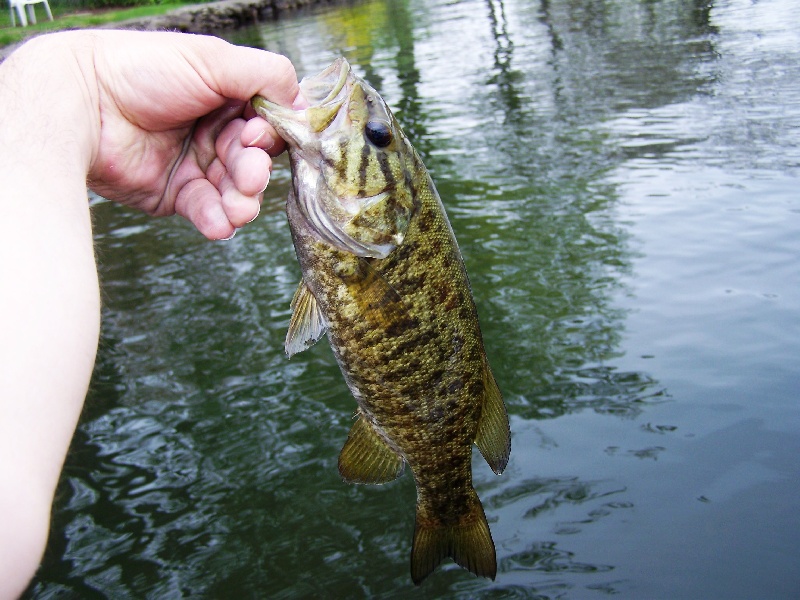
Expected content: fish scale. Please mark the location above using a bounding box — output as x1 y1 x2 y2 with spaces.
253 57 510 585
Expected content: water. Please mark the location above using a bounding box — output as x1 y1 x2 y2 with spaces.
26 0 800 597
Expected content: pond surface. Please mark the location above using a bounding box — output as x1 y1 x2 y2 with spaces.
27 0 800 597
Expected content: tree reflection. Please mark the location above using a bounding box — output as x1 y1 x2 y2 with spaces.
457 0 720 420
486 0 524 113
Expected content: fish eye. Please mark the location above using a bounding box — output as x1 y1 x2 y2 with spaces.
365 121 393 148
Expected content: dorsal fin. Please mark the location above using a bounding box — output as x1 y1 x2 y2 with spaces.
474 359 511 474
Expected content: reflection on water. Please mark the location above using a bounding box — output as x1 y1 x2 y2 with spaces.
28 0 800 597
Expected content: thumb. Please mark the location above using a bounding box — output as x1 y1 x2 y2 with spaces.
179 34 302 108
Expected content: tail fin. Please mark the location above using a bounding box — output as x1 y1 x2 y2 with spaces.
410 493 497 585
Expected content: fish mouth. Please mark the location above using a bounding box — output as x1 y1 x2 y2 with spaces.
251 58 352 145
299 57 351 107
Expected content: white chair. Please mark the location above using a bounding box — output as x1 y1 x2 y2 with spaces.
8 0 53 27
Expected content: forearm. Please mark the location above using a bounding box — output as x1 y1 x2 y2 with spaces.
0 29 302 596
0 34 101 598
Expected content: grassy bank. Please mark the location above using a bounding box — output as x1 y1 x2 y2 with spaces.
0 3 191 48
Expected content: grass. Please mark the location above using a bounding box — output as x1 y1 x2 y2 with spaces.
0 3 190 48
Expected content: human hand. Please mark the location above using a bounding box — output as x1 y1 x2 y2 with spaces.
79 30 303 239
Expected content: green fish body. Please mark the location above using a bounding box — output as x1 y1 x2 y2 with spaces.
253 58 510 584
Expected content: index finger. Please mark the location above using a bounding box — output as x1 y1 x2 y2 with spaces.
240 116 286 156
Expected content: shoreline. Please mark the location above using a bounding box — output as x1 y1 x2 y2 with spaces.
1 0 335 61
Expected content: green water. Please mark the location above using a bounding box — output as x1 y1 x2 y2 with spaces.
28 0 800 597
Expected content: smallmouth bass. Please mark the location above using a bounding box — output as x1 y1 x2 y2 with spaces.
253 58 511 585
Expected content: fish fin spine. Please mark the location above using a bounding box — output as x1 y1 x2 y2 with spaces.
410 494 497 585
338 413 405 484
474 359 511 474
285 281 328 357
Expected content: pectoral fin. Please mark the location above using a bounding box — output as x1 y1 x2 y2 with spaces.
339 413 405 484
343 258 417 334
285 281 328 357
474 359 511 474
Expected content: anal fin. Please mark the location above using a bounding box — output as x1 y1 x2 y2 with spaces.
338 413 405 484
285 281 327 357
474 359 511 474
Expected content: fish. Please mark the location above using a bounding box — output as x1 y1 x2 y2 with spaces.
252 58 510 585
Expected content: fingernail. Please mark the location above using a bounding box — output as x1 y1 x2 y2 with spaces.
248 127 267 147
292 91 310 110
220 228 238 241
259 171 271 194
247 203 261 224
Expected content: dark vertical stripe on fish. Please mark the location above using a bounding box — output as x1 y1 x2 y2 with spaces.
377 150 395 190
358 143 371 192
337 138 350 182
